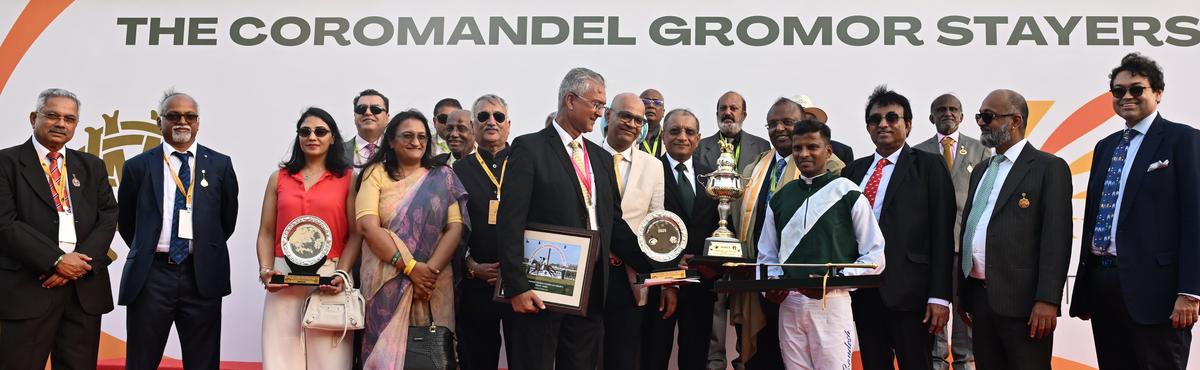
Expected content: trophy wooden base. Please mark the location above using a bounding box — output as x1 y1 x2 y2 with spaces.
269 274 334 286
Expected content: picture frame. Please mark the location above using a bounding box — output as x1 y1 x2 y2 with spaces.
494 223 600 316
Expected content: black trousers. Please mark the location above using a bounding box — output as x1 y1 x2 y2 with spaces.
602 268 642 370
640 286 679 370
125 254 223 370
507 283 604 370
966 279 1052 370
1086 259 1191 370
734 295 783 370
676 283 716 370
456 278 514 370
0 283 100 370
851 288 935 370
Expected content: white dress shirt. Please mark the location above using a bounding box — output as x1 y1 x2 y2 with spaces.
157 142 198 253
553 123 598 230
602 141 635 192
936 131 961 164
968 139 1029 279
858 149 901 220
352 135 381 167
1101 110 1156 256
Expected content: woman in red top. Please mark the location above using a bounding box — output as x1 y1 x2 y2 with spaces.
256 107 360 369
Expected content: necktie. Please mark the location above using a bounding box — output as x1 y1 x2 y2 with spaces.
676 163 694 215
941 137 955 170
364 142 378 161
170 151 192 264
961 155 1006 277
46 152 64 212
1092 129 1139 255
613 153 624 196
862 158 891 206
570 141 591 206
768 157 787 200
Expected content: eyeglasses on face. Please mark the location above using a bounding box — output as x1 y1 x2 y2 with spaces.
297 127 330 138
641 98 664 107
397 131 428 143
38 111 79 124
163 112 199 123
477 111 507 123
975 112 1018 124
614 111 645 125
766 119 797 129
1111 85 1148 99
354 104 386 115
435 114 448 124
570 93 607 113
866 112 904 126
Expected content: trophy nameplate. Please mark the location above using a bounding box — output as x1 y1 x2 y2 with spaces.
635 210 697 283
270 215 335 285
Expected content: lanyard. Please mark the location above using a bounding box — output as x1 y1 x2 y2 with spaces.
475 151 508 200
769 159 784 194
38 153 70 211
162 153 194 207
641 126 662 156
720 133 742 164
569 141 593 206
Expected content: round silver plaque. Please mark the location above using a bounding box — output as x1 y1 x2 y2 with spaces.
637 210 688 263
280 215 333 267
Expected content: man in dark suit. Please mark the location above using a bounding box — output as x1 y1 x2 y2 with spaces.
118 91 239 370
432 109 476 166
1069 53 1200 370
844 86 956 370
957 89 1072 370
345 89 390 173
913 93 988 370
640 108 721 370
497 68 650 370
0 88 117 370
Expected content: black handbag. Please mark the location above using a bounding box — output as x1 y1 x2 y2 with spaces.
404 301 457 370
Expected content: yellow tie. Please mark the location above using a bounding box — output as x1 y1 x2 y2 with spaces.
570 141 591 206
613 153 625 196
940 137 955 170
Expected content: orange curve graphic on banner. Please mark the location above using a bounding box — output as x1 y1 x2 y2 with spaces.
0 0 73 96
1042 92 1116 154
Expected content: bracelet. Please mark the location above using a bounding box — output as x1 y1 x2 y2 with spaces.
403 259 418 276
53 254 65 269
390 250 401 266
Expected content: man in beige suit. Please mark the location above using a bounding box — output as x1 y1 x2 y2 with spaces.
601 92 669 370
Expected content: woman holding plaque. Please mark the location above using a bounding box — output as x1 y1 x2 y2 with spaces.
256 107 360 369
355 109 469 368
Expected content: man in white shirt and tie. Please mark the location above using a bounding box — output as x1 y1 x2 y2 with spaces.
345 89 389 172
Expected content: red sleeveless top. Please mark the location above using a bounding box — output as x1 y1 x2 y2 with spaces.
273 168 352 259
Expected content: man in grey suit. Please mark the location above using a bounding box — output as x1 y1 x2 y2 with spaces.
957 89 1072 370
694 90 770 370
913 93 989 370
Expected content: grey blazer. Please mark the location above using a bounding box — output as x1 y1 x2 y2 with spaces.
695 131 771 176
913 134 990 252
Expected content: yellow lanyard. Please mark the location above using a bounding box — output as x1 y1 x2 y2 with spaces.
162 153 194 208
38 153 70 211
475 151 508 200
641 126 663 156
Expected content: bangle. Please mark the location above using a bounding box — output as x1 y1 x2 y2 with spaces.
403 259 418 276
390 251 401 266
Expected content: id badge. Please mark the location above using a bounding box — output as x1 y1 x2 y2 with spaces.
178 208 194 239
488 200 499 225
58 211 77 252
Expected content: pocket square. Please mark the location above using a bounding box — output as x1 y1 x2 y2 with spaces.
1147 159 1170 172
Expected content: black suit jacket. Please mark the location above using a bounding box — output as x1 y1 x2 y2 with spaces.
1070 115 1200 325
844 146 955 311
661 157 721 257
956 143 1072 318
497 126 649 304
831 140 855 166
117 144 238 305
0 140 117 319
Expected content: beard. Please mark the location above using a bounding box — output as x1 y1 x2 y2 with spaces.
718 121 740 136
979 122 1011 148
171 130 193 144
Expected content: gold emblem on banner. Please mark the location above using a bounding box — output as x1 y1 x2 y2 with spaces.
79 110 164 188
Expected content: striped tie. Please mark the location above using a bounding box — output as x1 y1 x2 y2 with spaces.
570 141 590 206
47 152 63 212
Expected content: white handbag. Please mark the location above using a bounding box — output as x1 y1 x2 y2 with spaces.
302 270 365 347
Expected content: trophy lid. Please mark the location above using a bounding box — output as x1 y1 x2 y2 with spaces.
280 215 334 267
637 210 688 263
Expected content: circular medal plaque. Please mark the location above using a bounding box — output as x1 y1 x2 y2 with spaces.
281 215 333 267
637 210 688 263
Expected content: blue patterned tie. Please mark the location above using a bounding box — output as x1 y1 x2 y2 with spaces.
1091 129 1138 255
961 155 1005 277
768 157 787 200
170 151 192 264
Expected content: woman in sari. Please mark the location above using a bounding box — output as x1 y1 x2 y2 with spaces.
256 107 359 369
355 109 469 369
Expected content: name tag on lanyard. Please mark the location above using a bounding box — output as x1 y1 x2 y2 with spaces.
178 208 194 239
58 211 77 252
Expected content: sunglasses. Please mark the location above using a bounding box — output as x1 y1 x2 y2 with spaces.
297 127 330 138
398 132 428 143
866 112 904 126
435 113 448 124
354 104 386 115
477 111 506 123
614 111 645 125
1111 85 1148 98
163 112 199 123
975 112 1018 124
641 98 664 107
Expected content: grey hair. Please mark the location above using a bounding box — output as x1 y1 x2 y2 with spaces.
35 88 80 112
662 108 700 131
472 94 509 117
557 67 605 108
158 89 198 114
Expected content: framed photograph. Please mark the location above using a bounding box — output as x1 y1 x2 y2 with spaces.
494 223 600 316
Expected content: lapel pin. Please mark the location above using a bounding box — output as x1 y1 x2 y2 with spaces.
71 174 81 187
200 169 209 187
959 146 968 156
967 164 974 173
1019 192 1031 209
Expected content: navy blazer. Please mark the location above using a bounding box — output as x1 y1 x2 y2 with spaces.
117 144 238 305
1070 115 1200 325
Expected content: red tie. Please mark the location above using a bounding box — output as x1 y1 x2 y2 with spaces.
863 158 890 206
47 152 64 212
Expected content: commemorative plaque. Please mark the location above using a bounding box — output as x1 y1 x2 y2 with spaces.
270 215 335 285
635 210 695 282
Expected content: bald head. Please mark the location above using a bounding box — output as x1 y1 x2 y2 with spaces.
929 93 964 135
640 88 665 127
605 92 646 151
444 109 475 158
978 89 1028 151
